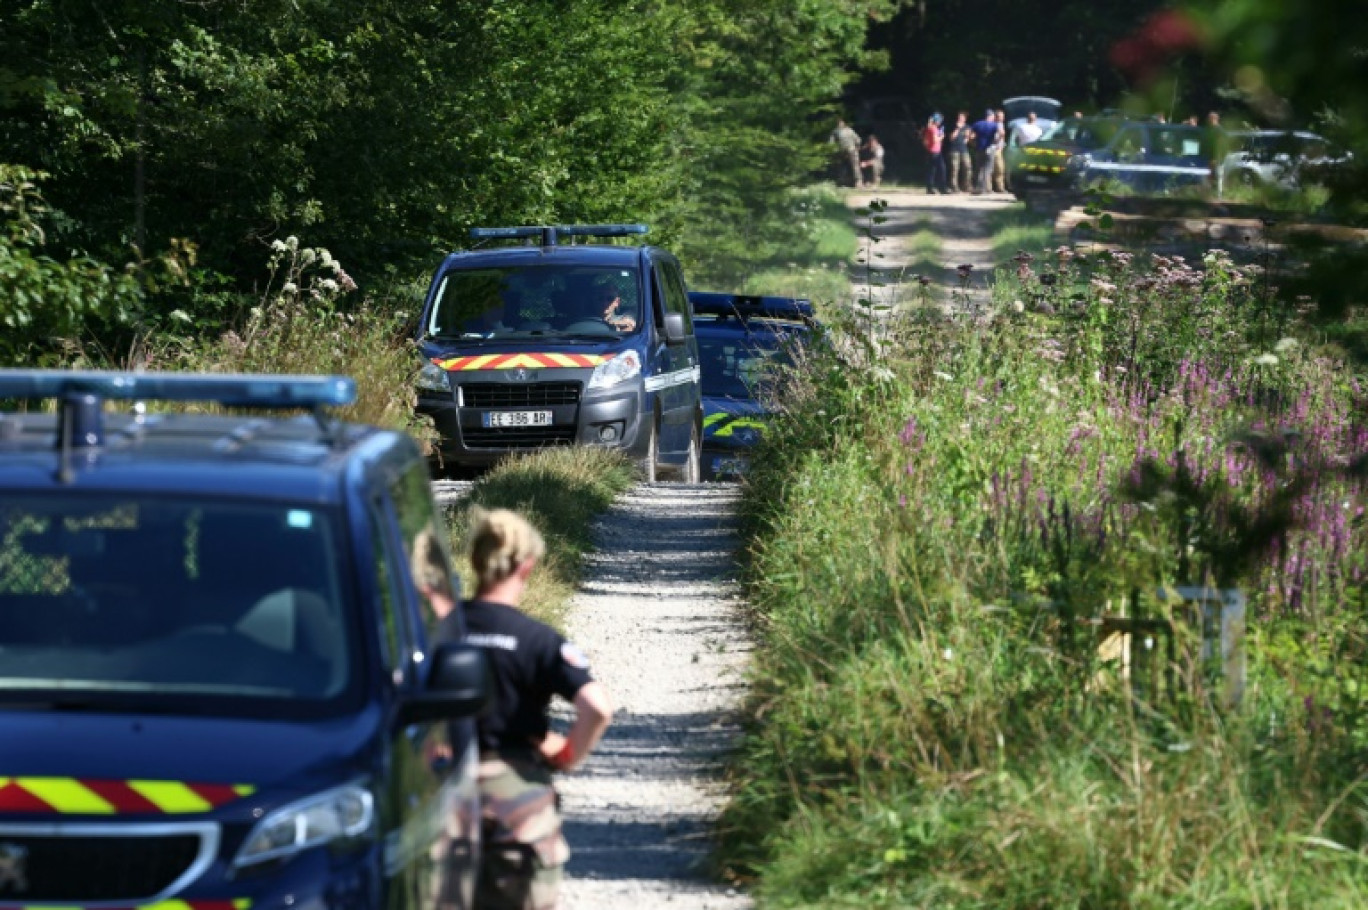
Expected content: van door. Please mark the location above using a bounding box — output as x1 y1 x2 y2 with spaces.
380 462 479 909
652 258 700 456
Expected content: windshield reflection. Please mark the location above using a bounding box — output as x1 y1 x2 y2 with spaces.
425 265 642 341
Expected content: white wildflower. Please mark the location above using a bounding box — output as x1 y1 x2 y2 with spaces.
1253 353 1279 366
301 248 317 265
1011 299 1025 313
933 370 953 381
1274 337 1299 354
282 281 298 294
319 278 339 293
270 239 287 252
285 235 299 251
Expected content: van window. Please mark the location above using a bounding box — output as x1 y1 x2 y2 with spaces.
0 495 359 716
660 261 694 332
368 503 409 682
388 462 458 634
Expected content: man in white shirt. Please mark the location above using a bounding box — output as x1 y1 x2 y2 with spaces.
1012 111 1044 146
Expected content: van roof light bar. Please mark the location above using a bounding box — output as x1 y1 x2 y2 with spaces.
469 224 649 248
0 370 357 484
0 370 357 408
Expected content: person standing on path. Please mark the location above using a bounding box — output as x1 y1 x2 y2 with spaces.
991 109 1009 194
860 134 885 188
921 113 948 194
439 508 615 910
830 118 863 188
971 108 999 194
947 111 973 192
1200 110 1229 199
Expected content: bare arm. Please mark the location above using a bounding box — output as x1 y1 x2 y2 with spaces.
540 681 614 771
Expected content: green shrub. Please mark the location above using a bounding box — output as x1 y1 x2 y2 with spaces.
721 249 1368 905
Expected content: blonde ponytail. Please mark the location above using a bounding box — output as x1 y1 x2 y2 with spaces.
469 508 546 590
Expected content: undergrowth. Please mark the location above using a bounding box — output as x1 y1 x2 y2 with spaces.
721 245 1368 907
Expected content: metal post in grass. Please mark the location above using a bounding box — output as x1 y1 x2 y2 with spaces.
1157 585 1247 708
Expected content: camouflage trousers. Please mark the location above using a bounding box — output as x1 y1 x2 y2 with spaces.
476 753 570 910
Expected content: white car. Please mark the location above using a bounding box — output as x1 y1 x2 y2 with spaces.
1222 130 1348 189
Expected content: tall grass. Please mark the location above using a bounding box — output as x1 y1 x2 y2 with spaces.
443 447 635 629
721 246 1368 906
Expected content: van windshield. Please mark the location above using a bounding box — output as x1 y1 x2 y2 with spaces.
698 328 803 400
0 496 359 717
425 265 643 340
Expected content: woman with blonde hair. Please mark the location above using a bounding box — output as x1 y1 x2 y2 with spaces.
438 508 613 910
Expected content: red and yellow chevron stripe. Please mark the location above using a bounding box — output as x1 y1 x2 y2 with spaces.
1 902 250 910
0 777 254 814
431 352 614 371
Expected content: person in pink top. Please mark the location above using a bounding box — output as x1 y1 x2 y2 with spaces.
922 112 948 194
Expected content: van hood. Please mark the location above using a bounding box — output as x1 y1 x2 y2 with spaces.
418 336 629 366
0 707 381 811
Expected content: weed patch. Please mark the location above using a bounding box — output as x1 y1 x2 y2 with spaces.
722 246 1368 905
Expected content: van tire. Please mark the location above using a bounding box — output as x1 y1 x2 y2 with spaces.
642 420 659 484
682 420 701 484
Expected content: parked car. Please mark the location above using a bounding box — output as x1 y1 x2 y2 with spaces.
1009 115 1125 196
0 370 489 909
689 292 814 480
1221 129 1349 189
1065 120 1209 195
414 224 703 483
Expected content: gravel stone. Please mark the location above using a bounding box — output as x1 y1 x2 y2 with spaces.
558 482 752 910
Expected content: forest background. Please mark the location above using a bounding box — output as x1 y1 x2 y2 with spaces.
3 0 1366 366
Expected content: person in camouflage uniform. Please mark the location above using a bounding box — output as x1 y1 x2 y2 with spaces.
437 508 614 910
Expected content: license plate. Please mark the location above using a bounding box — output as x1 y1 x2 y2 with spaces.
482 410 552 428
1025 175 1047 184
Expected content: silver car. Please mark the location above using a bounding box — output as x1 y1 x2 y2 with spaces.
1221 130 1347 189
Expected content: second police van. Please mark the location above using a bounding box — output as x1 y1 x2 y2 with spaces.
414 225 703 482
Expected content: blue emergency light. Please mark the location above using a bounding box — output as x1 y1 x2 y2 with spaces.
0 370 357 408
468 224 649 247
688 291 815 322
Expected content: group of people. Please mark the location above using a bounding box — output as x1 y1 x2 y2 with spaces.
830 119 885 188
922 108 1041 195
830 108 1040 195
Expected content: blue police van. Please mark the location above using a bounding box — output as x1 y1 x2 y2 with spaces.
414 224 703 482
0 371 488 909
690 292 814 480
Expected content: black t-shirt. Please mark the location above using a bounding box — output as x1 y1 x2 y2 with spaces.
437 599 593 754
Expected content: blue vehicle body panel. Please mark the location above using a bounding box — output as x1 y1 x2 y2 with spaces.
0 386 482 909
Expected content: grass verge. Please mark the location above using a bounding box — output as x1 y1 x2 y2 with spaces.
986 201 1057 260
443 447 636 628
720 248 1368 906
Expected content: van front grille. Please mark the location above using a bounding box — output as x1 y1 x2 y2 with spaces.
460 426 578 449
461 382 581 408
0 831 203 901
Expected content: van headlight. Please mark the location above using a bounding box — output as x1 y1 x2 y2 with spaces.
417 361 452 393
234 784 374 868
588 351 642 390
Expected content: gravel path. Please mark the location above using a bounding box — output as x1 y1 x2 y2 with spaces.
558 483 752 910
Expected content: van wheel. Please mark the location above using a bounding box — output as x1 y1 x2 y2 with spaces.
641 421 659 484
682 421 701 484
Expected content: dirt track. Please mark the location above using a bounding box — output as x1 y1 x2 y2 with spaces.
558 483 750 909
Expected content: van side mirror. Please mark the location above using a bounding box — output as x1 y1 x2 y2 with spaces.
396 642 491 726
663 312 689 345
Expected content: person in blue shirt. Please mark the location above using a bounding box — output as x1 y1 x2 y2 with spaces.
971 109 1002 194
